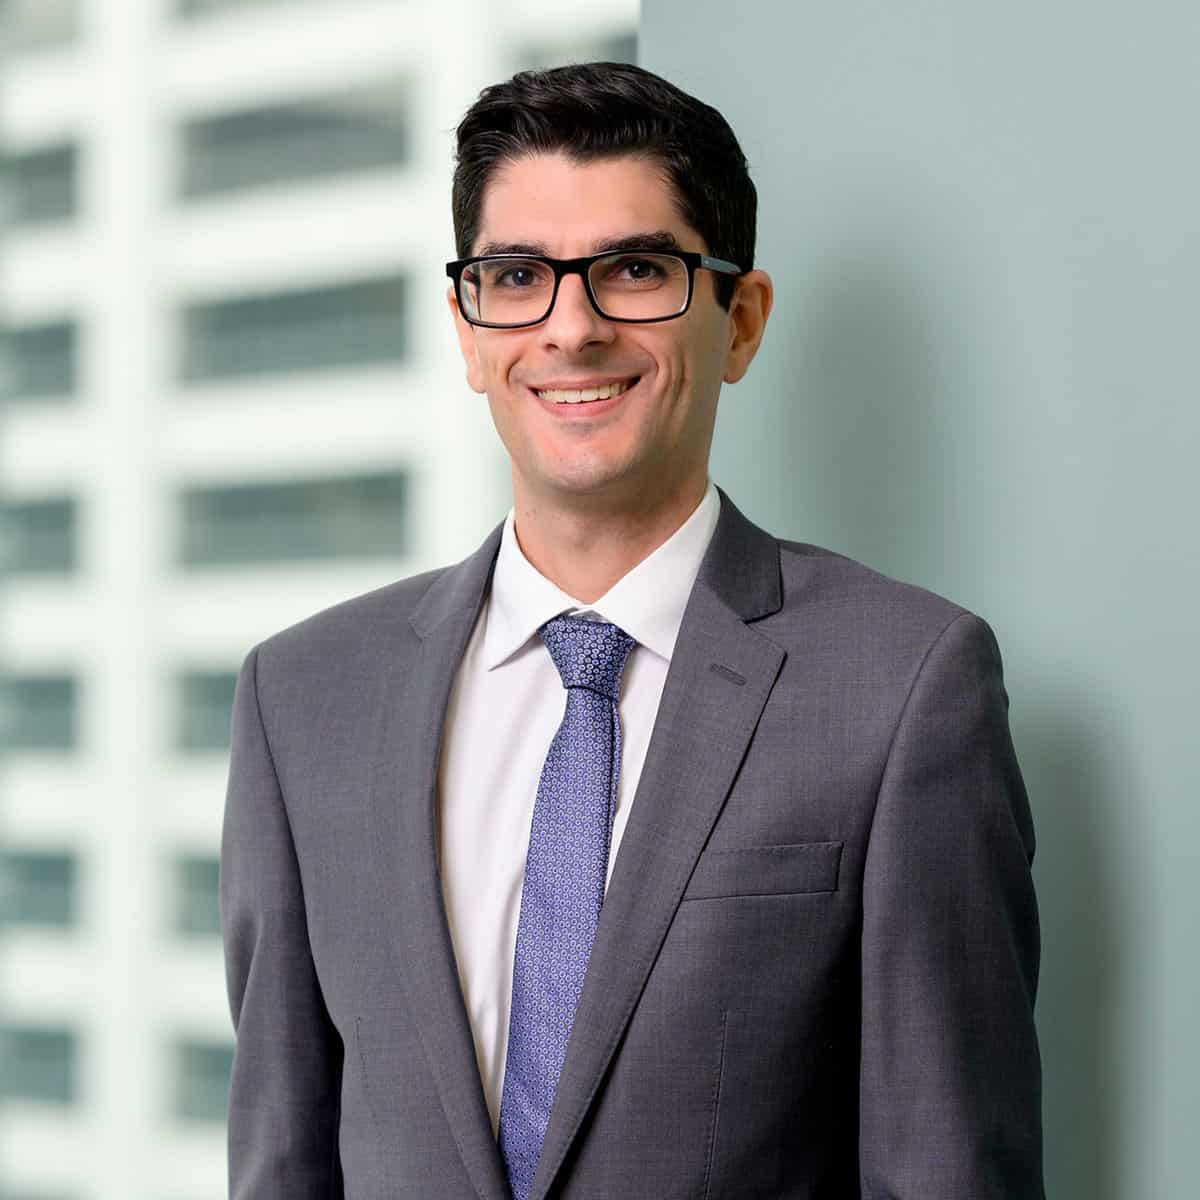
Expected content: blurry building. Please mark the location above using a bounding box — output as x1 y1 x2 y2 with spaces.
0 1 636 1196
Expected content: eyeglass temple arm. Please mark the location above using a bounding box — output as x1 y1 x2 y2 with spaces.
699 254 745 275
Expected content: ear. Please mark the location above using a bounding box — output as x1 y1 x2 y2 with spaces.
447 284 487 394
722 269 774 384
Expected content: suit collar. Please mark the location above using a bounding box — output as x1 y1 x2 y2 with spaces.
408 518 504 640
695 482 782 623
481 478 722 667
409 483 780 644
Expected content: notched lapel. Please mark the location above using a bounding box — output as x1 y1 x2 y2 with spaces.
529 489 787 1200
365 522 512 1200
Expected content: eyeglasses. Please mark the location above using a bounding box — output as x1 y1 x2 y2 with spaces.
445 249 745 329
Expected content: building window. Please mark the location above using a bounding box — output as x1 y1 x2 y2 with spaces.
2 675 77 751
0 0 79 51
172 854 221 937
1 497 77 574
179 77 409 198
1 321 78 402
178 470 408 566
176 0 317 18
177 670 238 752
179 274 407 381
0 1026 77 1104
0 144 78 226
0 851 76 927
172 1037 233 1123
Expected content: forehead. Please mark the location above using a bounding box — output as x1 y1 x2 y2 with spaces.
474 152 699 255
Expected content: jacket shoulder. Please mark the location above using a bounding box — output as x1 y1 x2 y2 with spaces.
773 537 981 645
764 538 1010 721
247 564 448 677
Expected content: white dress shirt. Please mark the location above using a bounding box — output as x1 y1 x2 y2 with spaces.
436 478 720 1136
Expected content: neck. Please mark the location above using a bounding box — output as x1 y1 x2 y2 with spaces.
510 474 710 604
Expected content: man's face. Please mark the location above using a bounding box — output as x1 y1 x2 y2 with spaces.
448 152 751 509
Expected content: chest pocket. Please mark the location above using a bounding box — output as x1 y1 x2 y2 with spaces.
680 840 842 900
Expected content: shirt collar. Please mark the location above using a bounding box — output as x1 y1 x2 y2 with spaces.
481 479 720 670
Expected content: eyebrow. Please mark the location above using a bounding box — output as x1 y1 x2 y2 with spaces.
474 230 688 257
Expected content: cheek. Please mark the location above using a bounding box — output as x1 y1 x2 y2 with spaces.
484 371 534 451
682 321 728 391
485 338 531 391
486 387 520 435
668 320 715 385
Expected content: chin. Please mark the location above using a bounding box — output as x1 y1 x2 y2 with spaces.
539 458 640 498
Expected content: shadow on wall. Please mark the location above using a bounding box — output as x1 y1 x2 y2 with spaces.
1017 685 1126 1200
793 251 961 593
741 245 1127 1199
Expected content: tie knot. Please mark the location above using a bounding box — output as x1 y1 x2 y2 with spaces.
538 613 636 699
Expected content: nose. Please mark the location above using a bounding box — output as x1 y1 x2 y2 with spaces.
538 270 615 354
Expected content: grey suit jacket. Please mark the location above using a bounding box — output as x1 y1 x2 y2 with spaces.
220 486 1043 1199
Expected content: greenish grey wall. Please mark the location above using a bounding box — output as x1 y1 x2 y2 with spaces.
642 3 1198 1197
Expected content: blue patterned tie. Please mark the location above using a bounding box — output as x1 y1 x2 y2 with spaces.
497 613 637 1200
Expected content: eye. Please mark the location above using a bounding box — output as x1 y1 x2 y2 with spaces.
618 257 664 281
495 265 538 287
596 254 672 289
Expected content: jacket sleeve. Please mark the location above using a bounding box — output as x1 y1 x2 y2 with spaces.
220 643 344 1198
859 612 1044 1198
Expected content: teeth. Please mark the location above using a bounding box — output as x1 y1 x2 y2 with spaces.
537 378 635 404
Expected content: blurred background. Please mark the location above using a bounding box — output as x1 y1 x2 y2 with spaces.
4 1 1199 1199
0 1 635 1197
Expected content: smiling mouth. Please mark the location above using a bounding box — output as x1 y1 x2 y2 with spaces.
533 377 640 404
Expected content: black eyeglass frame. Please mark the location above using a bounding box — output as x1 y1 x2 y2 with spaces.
445 249 746 329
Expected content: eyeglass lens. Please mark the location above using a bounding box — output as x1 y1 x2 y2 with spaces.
461 253 689 326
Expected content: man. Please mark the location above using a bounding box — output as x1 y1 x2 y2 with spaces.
220 62 1044 1199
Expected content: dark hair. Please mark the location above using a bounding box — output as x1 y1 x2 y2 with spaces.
451 61 756 310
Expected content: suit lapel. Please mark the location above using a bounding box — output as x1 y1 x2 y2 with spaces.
529 488 786 1200
366 521 512 1200
367 488 784 1200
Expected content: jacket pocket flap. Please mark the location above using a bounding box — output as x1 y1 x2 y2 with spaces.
681 840 843 900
